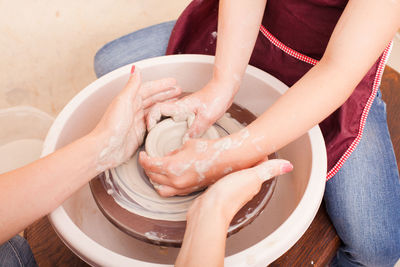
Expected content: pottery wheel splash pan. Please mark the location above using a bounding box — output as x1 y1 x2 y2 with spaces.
90 103 278 247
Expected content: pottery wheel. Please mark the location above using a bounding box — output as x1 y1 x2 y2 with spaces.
90 103 277 247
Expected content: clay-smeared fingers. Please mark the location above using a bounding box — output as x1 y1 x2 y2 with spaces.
139 151 175 186
185 114 212 139
142 86 182 110
157 184 205 198
140 78 176 98
146 101 185 130
145 170 175 188
154 184 177 197
138 151 162 172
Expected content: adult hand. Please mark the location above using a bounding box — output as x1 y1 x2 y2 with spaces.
189 159 293 221
91 66 181 171
146 79 236 139
175 159 293 267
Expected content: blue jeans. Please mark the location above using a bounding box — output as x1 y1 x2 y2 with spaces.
325 89 400 267
0 235 37 267
94 21 400 266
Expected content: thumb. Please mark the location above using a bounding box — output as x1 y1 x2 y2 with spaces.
252 159 293 182
123 65 141 101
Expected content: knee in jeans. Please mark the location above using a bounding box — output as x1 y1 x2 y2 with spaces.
0 235 37 267
94 42 114 78
349 230 400 266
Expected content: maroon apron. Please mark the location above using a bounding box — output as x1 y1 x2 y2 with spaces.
166 0 392 180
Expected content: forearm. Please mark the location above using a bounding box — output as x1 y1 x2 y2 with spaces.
0 133 100 243
176 204 229 267
222 60 355 169
216 0 400 172
212 0 267 92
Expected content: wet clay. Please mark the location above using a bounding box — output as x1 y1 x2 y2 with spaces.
90 103 277 247
104 114 241 222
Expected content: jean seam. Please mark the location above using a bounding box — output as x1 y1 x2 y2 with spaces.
7 239 24 267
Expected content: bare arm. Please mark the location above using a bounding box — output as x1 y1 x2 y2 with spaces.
142 0 400 196
219 0 400 170
146 0 267 138
0 135 100 243
0 68 180 244
141 0 268 196
212 0 267 89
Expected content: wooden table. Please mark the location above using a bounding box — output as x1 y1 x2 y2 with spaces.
25 66 400 267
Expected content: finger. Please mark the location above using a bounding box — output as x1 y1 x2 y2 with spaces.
185 114 212 139
139 153 176 188
145 171 174 188
142 85 182 110
143 96 180 116
157 183 206 197
140 78 177 99
155 184 179 197
122 65 141 101
146 103 163 130
146 101 187 130
252 159 293 182
138 151 163 172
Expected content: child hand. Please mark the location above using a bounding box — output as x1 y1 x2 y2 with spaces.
139 130 271 197
146 79 236 139
139 138 223 196
91 66 181 172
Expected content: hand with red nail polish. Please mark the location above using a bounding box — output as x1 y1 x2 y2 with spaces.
90 67 182 171
176 159 293 267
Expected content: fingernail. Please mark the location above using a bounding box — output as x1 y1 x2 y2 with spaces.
281 162 293 173
130 65 135 74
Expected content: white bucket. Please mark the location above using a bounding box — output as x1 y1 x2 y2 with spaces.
0 106 54 174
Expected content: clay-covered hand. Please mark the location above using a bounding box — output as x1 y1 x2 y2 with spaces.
146 79 236 139
175 159 293 267
140 125 261 197
90 66 181 172
139 136 235 197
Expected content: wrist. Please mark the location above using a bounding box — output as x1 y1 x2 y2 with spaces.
83 131 111 173
212 63 243 93
209 74 240 96
213 128 262 175
188 195 232 229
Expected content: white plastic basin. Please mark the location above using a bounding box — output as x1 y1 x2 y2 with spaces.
0 106 54 174
43 55 327 266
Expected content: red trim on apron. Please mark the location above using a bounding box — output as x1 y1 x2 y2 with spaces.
260 26 319 66
260 25 393 181
326 43 392 180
